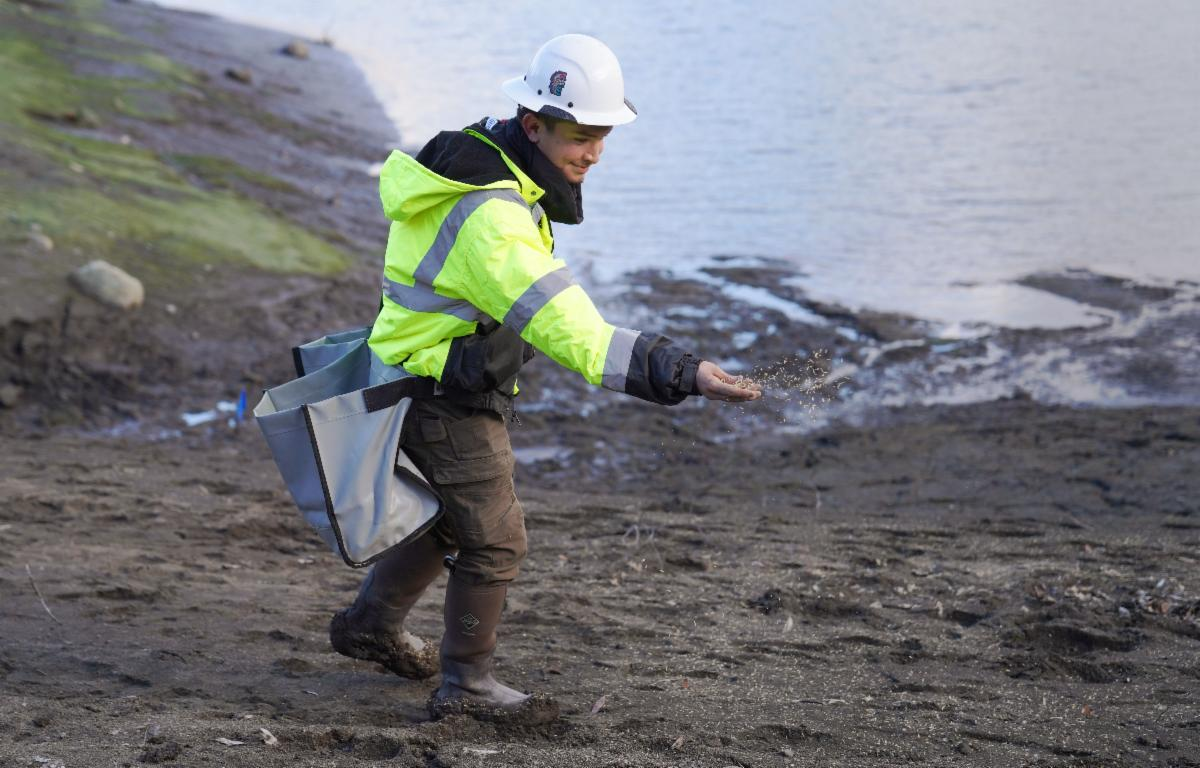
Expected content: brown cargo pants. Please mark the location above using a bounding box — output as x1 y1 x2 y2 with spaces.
400 398 527 586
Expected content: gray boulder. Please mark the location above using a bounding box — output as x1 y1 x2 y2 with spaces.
69 260 144 310
29 231 54 252
0 384 20 408
224 67 253 84
282 40 310 59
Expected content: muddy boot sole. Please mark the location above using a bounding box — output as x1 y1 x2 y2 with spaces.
427 691 560 726
329 609 439 680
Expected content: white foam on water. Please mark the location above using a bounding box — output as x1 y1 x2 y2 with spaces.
690 272 827 327
733 331 759 350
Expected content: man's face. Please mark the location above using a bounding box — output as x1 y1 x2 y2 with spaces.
522 114 612 185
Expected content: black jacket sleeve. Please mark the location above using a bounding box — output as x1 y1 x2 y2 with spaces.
623 333 701 406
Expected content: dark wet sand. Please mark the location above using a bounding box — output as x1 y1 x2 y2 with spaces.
2 401 1198 767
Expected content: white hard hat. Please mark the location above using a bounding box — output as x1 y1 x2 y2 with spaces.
502 34 637 127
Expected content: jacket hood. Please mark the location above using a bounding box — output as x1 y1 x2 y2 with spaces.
489 116 584 225
379 127 541 223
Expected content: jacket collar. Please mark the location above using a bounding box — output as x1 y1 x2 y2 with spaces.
467 117 584 225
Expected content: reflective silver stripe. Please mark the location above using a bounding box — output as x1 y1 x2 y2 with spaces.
413 188 527 285
502 266 577 334
382 276 482 323
531 202 545 228
380 187 543 323
601 327 639 392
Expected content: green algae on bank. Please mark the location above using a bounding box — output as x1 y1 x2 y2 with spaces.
166 152 302 196
0 0 351 294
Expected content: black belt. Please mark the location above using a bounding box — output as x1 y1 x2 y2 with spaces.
362 376 514 420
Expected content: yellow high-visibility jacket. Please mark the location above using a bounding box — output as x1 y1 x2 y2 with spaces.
368 121 698 406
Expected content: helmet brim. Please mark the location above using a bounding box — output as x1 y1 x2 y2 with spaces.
501 77 637 127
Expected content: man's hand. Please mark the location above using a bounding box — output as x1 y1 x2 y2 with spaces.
696 360 762 402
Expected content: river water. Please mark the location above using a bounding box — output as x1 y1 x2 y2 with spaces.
156 0 1200 327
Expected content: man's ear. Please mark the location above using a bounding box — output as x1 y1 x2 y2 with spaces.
520 112 544 144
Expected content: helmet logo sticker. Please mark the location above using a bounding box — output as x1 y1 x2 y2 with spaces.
549 70 567 97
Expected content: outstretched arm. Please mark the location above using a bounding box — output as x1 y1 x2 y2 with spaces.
445 206 759 405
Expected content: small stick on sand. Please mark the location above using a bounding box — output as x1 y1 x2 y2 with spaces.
25 564 62 624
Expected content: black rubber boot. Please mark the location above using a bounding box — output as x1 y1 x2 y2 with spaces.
428 576 559 725
329 534 445 679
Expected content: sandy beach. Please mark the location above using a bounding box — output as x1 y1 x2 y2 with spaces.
1 2 1198 766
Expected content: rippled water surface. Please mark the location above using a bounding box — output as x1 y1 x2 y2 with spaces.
159 0 1200 329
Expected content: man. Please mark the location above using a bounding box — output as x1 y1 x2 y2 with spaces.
329 33 761 725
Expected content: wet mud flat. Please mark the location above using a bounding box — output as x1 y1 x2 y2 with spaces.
584 261 1200 418
1 400 1197 767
